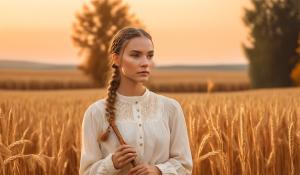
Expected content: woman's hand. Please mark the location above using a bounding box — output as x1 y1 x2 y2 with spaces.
112 144 137 169
128 163 162 175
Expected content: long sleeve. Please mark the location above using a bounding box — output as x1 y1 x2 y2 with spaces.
155 100 193 175
79 105 121 175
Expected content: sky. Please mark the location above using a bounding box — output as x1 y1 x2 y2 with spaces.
0 0 252 66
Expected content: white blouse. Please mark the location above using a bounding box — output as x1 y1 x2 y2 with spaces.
79 88 193 175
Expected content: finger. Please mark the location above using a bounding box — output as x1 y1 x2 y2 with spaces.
114 149 136 165
133 166 147 175
121 155 136 165
136 171 148 175
118 146 137 156
120 149 137 156
139 172 148 175
119 147 137 156
118 152 137 163
118 152 136 164
116 144 134 152
129 164 145 174
117 156 135 168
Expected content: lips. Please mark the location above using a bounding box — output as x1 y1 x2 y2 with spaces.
137 71 150 74
138 71 149 74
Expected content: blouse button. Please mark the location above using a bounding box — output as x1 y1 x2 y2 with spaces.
137 115 140 118
139 143 143 146
140 136 142 139
139 124 142 127
135 101 138 104
137 109 140 112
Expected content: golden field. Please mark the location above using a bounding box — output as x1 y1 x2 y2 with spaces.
0 69 250 92
0 70 95 90
1 87 300 175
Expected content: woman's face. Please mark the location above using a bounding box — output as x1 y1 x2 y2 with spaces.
114 36 155 84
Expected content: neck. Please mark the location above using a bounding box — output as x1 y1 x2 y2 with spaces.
117 76 146 96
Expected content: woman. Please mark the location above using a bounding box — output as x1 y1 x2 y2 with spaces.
79 27 193 175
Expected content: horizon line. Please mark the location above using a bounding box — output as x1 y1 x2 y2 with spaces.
0 58 248 66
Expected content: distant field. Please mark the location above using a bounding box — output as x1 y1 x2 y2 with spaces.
1 87 299 174
0 69 95 89
0 69 250 92
148 69 249 84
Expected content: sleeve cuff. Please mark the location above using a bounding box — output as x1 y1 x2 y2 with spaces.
102 153 122 174
155 162 177 175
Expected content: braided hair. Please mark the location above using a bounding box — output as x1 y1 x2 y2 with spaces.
98 27 153 142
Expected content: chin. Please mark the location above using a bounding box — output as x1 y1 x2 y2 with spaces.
135 77 149 83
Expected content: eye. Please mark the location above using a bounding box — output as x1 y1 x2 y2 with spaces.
130 53 140 58
147 55 154 59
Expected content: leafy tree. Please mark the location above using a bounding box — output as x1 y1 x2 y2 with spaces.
71 0 141 87
242 0 300 88
292 33 300 85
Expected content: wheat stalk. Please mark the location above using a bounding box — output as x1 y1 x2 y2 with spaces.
197 150 220 162
288 123 295 175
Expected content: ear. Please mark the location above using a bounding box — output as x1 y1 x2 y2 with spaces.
112 53 121 66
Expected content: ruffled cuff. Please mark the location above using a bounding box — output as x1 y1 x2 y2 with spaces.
155 161 177 175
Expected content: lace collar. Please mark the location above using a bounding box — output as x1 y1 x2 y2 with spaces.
116 88 150 104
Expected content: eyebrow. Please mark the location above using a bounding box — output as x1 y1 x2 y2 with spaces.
130 50 154 54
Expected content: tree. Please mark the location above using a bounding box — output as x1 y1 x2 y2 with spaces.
242 0 300 88
71 0 141 87
292 33 300 85
291 62 300 85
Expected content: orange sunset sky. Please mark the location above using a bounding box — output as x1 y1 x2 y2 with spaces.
0 0 252 65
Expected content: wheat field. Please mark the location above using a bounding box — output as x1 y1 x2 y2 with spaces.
0 87 300 175
0 70 249 92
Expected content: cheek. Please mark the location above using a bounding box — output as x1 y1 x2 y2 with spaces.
121 57 138 74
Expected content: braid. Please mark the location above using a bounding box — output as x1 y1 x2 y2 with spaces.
98 64 120 142
97 26 153 143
